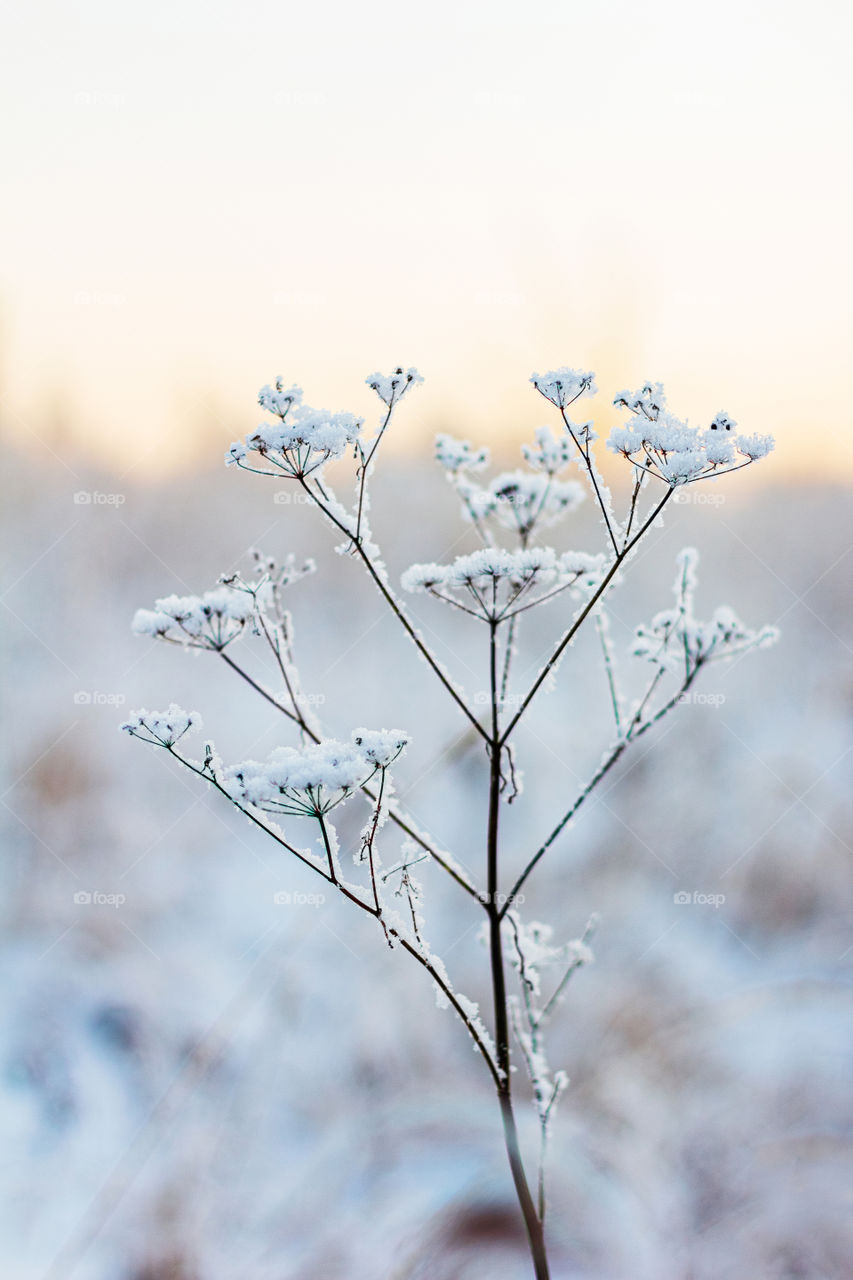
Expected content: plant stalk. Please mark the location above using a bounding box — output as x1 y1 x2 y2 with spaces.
487 621 551 1279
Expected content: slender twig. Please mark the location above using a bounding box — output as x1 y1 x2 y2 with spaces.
354 400 395 544
485 620 551 1276
500 613 518 706
164 745 501 1082
594 610 623 735
295 474 488 741
216 649 482 900
559 406 620 556
501 662 702 914
499 488 675 746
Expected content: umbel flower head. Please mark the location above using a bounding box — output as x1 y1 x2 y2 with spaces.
436 425 587 545
605 382 774 487
632 548 780 673
402 547 604 622
457 470 585 540
530 368 597 408
131 586 256 651
435 433 490 474
365 367 424 407
121 705 201 747
226 378 363 478
224 730 409 817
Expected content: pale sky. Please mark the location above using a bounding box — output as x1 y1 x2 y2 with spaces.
1 0 851 476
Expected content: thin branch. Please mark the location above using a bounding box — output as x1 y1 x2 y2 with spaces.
393 935 502 1087
216 649 482 901
160 745 500 1083
499 488 675 746
296 474 489 741
354 400 395 544
500 661 703 915
500 613 518 705
559 406 620 556
594 610 622 735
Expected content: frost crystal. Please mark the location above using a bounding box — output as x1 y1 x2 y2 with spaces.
607 383 774 488
132 586 255 651
530 368 597 408
225 731 408 817
226 377 363 477
121 705 201 747
521 425 575 475
434 433 490 474
462 471 585 539
632 548 780 671
351 728 411 768
365 367 424 407
402 547 604 621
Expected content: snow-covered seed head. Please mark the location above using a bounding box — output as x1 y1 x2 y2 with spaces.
223 731 410 818
521 425 574 476
226 380 363 478
351 728 410 768
435 433 490 475
530 368 597 409
402 547 604 621
606 385 774 488
632 550 780 671
365 367 424 407
131 585 256 651
121 705 201 747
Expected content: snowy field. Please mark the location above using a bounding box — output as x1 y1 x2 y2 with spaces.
3 441 853 1279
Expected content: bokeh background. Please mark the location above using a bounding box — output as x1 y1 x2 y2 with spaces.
2 1 853 1277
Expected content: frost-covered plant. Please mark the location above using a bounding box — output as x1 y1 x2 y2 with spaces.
124 365 777 1279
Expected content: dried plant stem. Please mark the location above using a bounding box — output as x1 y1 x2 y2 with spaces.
486 619 551 1277
296 474 488 741
217 650 482 901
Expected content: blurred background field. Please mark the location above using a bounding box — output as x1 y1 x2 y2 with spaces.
3 432 853 1278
